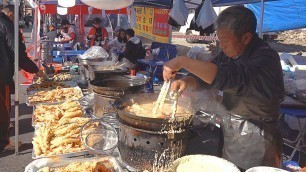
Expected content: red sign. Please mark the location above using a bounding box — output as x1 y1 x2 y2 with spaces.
153 9 169 37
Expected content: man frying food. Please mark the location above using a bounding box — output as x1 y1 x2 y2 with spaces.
163 6 285 170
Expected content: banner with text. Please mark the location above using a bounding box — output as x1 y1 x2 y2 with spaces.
134 6 170 43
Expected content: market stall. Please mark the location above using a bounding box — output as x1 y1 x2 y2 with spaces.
22 48 306 172
9 0 304 171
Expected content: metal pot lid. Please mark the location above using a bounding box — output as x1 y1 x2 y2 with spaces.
90 77 147 91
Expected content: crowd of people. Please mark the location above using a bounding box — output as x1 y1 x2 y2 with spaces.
45 17 146 67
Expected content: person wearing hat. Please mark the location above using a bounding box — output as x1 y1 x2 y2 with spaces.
60 19 77 47
87 17 108 48
0 3 43 151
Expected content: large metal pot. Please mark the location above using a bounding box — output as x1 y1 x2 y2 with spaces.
116 93 194 170
90 76 147 98
82 64 129 80
91 76 148 118
116 93 194 131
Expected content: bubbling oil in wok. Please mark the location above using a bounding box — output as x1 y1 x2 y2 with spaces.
126 102 191 119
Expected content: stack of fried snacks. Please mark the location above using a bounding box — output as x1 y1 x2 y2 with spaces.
38 159 115 172
32 117 92 157
34 100 83 125
27 81 72 92
51 73 73 82
28 87 83 104
34 73 73 84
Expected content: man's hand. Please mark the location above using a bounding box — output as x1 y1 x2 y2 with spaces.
171 79 187 93
163 56 185 82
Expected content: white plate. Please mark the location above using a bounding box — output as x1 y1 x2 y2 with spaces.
172 155 240 172
246 166 288 172
25 156 123 172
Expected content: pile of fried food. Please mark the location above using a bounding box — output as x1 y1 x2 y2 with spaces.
126 102 190 118
27 81 72 92
28 73 75 92
51 73 74 82
34 73 74 84
34 100 83 125
38 159 115 172
32 117 92 157
28 87 83 104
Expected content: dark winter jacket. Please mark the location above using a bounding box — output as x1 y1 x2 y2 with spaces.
0 12 39 86
195 35 285 122
123 36 146 64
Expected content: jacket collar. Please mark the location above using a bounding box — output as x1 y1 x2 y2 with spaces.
240 35 266 59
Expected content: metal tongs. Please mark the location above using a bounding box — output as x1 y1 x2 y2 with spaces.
152 81 180 119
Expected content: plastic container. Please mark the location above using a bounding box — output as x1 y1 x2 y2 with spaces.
81 120 118 155
283 161 301 172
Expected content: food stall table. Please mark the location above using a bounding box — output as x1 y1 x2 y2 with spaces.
280 96 306 162
52 50 86 63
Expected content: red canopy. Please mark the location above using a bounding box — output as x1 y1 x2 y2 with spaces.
39 4 128 15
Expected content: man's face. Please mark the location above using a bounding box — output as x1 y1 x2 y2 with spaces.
217 28 251 58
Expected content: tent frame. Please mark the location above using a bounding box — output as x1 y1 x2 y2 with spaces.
14 0 20 155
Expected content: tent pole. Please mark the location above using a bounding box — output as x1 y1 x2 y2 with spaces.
14 0 20 155
259 0 265 39
33 0 38 62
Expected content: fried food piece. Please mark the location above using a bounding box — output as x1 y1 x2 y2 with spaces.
34 100 83 125
38 167 50 172
33 117 92 157
61 110 82 119
38 159 114 172
50 138 80 150
28 87 82 104
54 123 80 136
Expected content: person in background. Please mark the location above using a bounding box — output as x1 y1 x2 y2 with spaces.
163 6 284 170
107 28 127 50
114 26 121 38
121 28 146 66
60 19 77 47
87 17 108 48
46 24 57 41
0 4 42 151
59 27 71 40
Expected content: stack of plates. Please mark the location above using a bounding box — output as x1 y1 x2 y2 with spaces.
246 166 288 172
